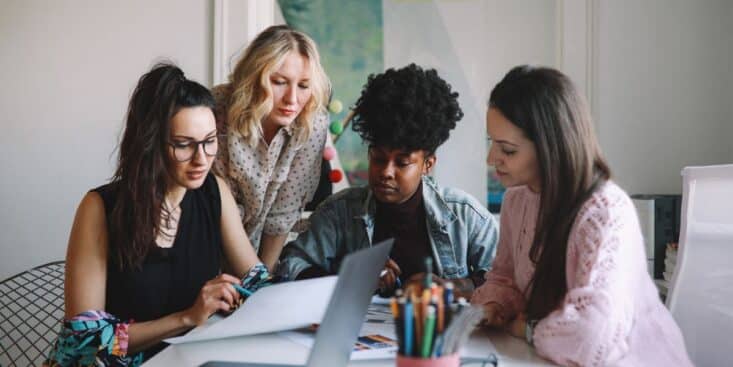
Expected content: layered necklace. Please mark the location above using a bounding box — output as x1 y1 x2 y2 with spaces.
156 199 182 248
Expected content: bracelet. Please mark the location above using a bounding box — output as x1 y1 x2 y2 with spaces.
237 262 279 296
525 319 539 346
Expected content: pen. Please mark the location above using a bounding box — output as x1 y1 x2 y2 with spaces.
444 282 454 327
421 305 436 357
432 333 444 357
434 294 445 333
444 282 454 305
390 297 399 317
404 300 414 356
393 297 405 355
423 257 433 289
411 292 423 352
233 283 252 297
421 288 431 326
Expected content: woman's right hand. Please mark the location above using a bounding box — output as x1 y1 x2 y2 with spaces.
481 302 508 328
182 273 242 327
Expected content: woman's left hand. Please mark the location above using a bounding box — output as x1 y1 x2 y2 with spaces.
405 272 446 287
506 312 527 339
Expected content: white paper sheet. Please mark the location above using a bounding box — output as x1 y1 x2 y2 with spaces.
165 276 337 344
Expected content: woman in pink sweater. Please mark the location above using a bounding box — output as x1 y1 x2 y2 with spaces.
471 66 693 366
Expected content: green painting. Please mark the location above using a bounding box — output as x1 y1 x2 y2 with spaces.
278 0 383 186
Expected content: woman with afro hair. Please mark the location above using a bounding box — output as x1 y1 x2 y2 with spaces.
278 64 498 298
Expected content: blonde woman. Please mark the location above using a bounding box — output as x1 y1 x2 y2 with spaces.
212 25 331 270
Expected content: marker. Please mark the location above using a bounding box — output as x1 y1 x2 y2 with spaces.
390 297 399 318
444 282 454 327
432 334 444 357
434 294 445 333
421 306 436 357
423 257 433 289
411 292 422 351
421 288 432 322
444 282 454 305
394 297 405 355
233 283 252 297
404 301 414 356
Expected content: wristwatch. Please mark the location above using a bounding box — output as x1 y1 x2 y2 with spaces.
525 319 539 346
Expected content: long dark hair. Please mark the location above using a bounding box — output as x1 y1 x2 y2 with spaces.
110 62 215 270
489 66 611 320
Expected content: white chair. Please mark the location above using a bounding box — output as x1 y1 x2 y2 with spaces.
667 164 733 367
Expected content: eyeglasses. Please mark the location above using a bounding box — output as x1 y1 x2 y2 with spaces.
168 136 219 162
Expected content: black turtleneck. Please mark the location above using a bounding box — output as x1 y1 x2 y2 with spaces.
373 181 435 281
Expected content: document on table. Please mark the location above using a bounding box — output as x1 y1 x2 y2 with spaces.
165 276 337 344
279 302 399 360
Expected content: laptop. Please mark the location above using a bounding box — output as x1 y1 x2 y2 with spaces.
200 239 394 367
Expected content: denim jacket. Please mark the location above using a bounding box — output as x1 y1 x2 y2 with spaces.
277 176 498 281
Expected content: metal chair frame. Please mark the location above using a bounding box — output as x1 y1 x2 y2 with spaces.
0 261 65 366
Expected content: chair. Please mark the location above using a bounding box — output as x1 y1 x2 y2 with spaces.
0 261 65 366
666 164 733 367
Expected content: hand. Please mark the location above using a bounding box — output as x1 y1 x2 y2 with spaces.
377 259 402 293
402 272 444 295
480 302 508 328
505 312 527 339
406 272 445 286
182 273 242 327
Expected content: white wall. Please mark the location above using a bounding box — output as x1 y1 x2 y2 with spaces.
2 0 731 278
0 0 213 279
727 3 733 161
383 0 558 205
595 0 733 195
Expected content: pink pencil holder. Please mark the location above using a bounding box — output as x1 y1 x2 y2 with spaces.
395 353 460 367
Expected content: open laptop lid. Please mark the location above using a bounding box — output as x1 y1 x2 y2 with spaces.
306 239 393 367
199 240 393 367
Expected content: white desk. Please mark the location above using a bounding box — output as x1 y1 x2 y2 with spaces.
144 328 556 367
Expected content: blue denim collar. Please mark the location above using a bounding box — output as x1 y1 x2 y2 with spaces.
355 176 457 231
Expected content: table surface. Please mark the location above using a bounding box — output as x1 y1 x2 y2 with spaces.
144 327 556 367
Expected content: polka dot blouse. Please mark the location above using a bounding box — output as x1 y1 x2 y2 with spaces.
211 85 327 250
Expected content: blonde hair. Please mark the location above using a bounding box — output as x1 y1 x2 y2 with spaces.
226 25 330 146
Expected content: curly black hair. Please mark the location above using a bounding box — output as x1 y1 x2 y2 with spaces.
351 63 463 154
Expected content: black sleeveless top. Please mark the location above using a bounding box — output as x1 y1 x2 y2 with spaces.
93 173 222 356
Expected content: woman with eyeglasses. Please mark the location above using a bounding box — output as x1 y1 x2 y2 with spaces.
212 25 331 271
44 63 273 366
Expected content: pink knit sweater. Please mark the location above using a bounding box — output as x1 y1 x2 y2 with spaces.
471 182 693 366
